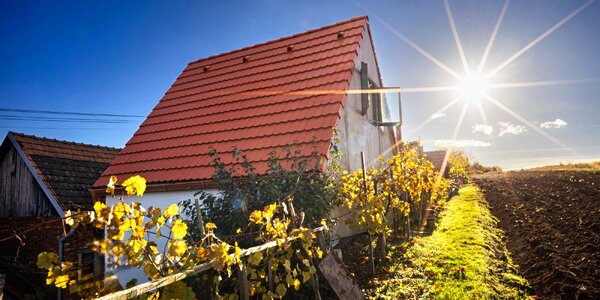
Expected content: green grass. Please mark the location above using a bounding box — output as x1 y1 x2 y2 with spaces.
370 185 530 299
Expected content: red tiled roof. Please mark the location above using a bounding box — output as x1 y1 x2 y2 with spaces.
10 132 121 210
95 16 369 187
424 150 450 176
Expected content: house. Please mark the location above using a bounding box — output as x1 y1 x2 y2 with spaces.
93 15 400 196
424 150 450 178
0 132 120 299
92 16 401 285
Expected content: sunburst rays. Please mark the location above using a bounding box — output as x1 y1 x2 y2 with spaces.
444 0 470 73
478 0 511 73
370 13 462 79
363 0 596 174
487 0 596 77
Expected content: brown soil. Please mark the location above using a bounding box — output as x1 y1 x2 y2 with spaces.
474 171 600 300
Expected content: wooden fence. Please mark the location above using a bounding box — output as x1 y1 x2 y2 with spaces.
96 226 327 300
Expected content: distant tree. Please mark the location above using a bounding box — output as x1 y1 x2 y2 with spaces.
469 161 503 174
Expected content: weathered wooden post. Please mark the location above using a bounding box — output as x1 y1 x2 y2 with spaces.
287 199 322 300
238 260 249 300
361 152 376 275
268 259 274 293
406 194 412 240
194 198 206 240
316 230 327 253
0 274 5 300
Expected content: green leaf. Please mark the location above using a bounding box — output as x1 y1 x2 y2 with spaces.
275 283 287 298
36 252 58 270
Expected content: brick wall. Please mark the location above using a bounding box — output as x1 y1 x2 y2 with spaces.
0 217 97 298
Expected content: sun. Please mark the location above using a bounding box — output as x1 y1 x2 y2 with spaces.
456 73 489 102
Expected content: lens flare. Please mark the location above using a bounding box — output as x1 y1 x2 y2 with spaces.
457 73 490 102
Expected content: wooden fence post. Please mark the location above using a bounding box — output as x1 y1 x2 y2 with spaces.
367 234 376 275
194 199 206 240
360 152 376 275
287 200 322 300
238 260 249 300
268 259 274 293
316 231 327 253
0 274 5 300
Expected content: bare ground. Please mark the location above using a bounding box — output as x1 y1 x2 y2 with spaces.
474 171 600 299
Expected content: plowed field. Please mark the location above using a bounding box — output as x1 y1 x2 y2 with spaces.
474 171 600 299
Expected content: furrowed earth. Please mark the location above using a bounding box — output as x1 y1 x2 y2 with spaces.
474 170 600 299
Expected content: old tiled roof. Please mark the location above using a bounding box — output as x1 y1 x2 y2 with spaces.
11 132 120 211
424 150 450 176
95 16 369 187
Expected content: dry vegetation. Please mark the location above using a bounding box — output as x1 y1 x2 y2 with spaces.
528 161 600 172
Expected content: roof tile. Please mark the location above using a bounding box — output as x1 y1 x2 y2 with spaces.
10 132 120 210
95 17 368 187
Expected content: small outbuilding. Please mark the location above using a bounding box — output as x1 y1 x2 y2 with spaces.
424 150 451 178
0 132 120 299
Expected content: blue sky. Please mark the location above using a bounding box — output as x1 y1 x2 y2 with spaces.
1 0 599 170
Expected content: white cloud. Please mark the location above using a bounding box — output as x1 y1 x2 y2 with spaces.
472 124 494 135
434 139 492 148
540 118 567 129
498 122 527 136
430 112 447 120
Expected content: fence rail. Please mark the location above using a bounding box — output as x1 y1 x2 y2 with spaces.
96 226 327 300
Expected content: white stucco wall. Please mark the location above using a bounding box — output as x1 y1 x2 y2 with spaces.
330 25 398 239
105 188 218 287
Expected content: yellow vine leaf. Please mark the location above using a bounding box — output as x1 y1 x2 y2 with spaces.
169 240 187 257
234 242 243 270
249 210 262 224
63 210 79 228
205 222 217 233
263 203 276 220
36 252 58 270
147 291 160 300
171 219 188 240
164 204 179 218
94 201 108 216
234 242 241 258
143 261 160 280
275 283 287 298
129 239 147 253
122 175 146 196
54 274 70 289
113 202 130 220
133 225 145 238
106 175 117 196
160 281 196 300
248 251 263 266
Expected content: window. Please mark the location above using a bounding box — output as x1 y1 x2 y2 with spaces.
372 88 402 125
360 62 402 126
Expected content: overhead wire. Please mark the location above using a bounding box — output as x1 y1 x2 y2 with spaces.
0 107 145 118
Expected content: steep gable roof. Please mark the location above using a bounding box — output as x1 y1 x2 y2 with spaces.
6 132 120 212
95 16 370 187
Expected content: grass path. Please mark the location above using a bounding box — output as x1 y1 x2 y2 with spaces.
370 185 530 299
